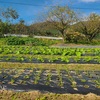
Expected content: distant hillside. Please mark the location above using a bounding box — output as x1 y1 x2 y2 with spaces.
29 21 61 37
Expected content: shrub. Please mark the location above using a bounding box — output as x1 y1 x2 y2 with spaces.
0 32 4 38
91 39 100 45
6 37 25 45
6 37 61 46
65 30 87 43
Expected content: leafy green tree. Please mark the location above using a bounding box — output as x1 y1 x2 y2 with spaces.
0 7 19 37
0 21 11 37
14 19 28 35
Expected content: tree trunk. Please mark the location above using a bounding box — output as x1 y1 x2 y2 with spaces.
60 29 66 42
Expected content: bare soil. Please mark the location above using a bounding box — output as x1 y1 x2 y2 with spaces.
51 43 100 48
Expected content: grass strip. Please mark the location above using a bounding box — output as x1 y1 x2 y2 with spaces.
0 90 100 100
0 62 100 70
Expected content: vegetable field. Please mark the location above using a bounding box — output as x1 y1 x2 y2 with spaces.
0 46 100 64
0 68 100 94
0 45 100 96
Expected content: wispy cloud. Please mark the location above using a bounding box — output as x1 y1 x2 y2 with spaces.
80 0 99 3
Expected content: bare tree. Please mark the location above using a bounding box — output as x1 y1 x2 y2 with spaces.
73 13 100 41
2 7 19 23
47 6 77 40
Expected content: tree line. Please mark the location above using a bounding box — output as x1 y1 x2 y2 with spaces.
0 6 100 43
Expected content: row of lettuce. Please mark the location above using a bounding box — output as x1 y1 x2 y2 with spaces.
0 55 100 64
0 46 100 56
0 46 100 64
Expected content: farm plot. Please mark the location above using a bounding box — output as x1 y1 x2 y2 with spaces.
0 46 100 64
0 45 100 96
0 46 100 56
0 55 100 64
0 68 100 95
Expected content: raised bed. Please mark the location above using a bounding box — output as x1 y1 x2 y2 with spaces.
0 55 100 64
0 46 100 56
0 68 100 95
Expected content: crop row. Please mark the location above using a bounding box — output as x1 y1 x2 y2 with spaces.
0 46 100 56
0 68 100 90
0 55 100 64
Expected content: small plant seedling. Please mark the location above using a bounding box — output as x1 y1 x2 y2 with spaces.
84 85 89 88
9 78 15 84
45 70 52 86
24 75 30 79
71 81 77 88
81 79 86 83
57 70 63 87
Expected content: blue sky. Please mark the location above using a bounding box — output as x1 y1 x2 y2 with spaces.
0 0 100 25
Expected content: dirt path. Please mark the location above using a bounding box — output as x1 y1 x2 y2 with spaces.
51 44 100 48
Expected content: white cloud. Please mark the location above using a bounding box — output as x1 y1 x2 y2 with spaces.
80 0 99 2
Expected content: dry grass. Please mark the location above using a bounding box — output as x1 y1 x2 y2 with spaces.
0 90 100 100
0 62 100 70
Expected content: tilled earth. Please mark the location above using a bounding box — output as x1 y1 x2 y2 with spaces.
0 68 100 95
